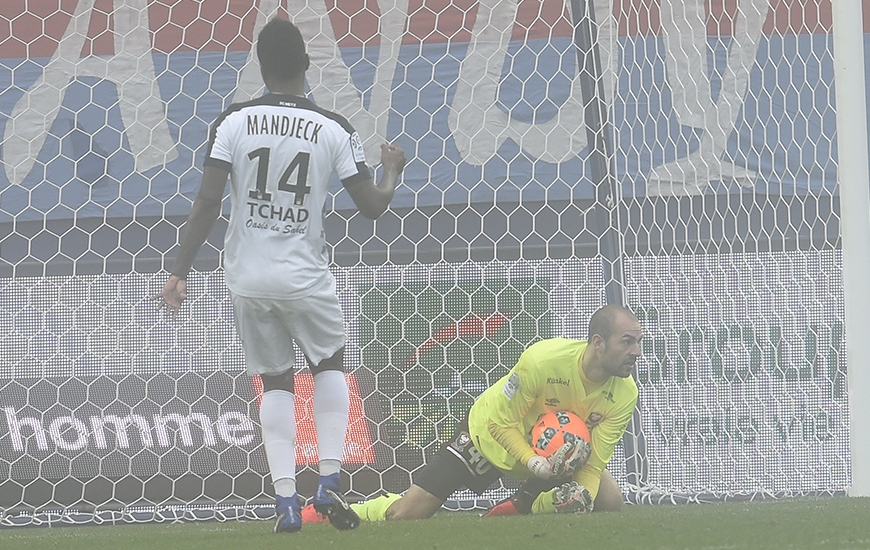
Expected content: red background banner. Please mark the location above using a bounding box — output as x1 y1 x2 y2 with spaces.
0 0 847 59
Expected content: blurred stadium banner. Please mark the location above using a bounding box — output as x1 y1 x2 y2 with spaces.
0 368 376 510
0 0 844 219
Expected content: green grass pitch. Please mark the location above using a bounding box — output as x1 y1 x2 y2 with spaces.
2 498 869 550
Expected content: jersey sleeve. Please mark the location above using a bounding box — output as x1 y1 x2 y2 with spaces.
482 349 545 463
573 384 638 498
336 129 370 187
203 110 235 172
487 418 537 465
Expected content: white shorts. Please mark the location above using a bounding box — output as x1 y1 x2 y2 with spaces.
230 279 346 376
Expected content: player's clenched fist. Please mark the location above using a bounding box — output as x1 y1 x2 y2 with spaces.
380 143 406 174
526 440 586 480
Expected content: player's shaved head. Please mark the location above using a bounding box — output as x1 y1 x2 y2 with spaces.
588 304 638 341
257 18 308 82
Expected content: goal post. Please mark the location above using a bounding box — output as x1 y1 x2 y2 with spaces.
0 0 860 525
569 0 651 491
831 0 870 498
570 0 624 307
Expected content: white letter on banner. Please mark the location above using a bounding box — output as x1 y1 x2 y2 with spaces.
154 413 217 447
3 0 177 185
48 416 89 451
4 407 49 451
449 0 618 165
216 411 255 446
94 415 154 448
648 0 771 195
236 0 618 166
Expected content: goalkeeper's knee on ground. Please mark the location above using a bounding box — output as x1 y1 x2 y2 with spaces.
484 478 557 517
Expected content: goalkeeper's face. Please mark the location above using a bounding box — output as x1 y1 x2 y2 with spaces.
599 315 643 378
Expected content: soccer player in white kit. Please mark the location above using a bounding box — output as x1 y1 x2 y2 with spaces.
153 17 406 534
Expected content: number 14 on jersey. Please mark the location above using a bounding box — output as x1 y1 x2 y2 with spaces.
247 147 311 206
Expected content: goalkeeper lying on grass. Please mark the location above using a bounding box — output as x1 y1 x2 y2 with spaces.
303 304 642 522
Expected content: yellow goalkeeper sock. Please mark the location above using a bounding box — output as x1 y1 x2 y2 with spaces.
531 489 557 514
350 493 403 521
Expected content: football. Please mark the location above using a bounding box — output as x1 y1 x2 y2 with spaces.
531 410 591 459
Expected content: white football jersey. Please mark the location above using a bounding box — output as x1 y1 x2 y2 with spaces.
204 94 369 299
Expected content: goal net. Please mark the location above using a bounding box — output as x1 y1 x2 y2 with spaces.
0 0 849 524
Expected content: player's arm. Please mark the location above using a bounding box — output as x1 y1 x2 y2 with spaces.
485 351 540 463
345 143 405 219
153 165 229 316
572 399 636 498
170 165 229 279
488 419 537 466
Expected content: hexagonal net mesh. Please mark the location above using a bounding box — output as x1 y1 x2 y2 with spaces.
0 0 850 525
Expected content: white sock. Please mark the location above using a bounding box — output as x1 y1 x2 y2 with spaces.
273 478 297 498
313 370 349 469
319 458 341 477
260 389 297 497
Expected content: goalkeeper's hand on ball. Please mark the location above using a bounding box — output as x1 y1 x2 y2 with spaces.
551 481 594 514
526 440 587 479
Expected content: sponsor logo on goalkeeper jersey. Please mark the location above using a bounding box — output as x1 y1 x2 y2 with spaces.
546 376 570 387
451 432 472 452
503 372 520 399
586 412 604 428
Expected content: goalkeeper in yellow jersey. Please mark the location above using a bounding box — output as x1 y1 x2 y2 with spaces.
302 304 641 522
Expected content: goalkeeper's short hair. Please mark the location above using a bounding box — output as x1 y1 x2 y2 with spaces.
588 304 637 341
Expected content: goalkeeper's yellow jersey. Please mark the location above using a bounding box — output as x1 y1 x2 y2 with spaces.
467 338 638 498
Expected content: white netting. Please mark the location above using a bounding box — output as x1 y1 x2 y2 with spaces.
0 0 849 525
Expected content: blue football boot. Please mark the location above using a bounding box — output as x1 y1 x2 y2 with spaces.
273 493 302 533
312 473 360 530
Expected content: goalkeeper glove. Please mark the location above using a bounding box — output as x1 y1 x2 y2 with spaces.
552 481 594 514
526 440 586 479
